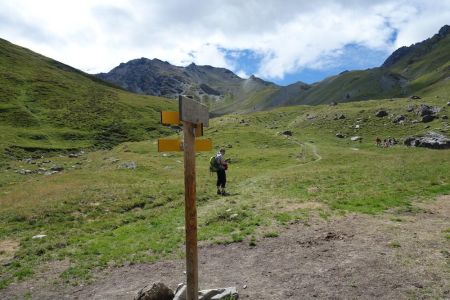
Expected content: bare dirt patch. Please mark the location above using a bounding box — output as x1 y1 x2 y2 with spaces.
0 240 19 263
2 197 449 299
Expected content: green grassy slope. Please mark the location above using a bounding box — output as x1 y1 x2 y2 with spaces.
0 38 176 165
0 91 448 289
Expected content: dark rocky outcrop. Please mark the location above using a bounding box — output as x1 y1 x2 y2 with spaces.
382 25 450 68
404 131 450 149
416 104 440 116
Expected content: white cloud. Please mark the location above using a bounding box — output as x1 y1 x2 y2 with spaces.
0 0 448 80
236 70 249 79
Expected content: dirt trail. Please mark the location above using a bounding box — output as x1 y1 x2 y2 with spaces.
304 141 322 162
2 196 449 299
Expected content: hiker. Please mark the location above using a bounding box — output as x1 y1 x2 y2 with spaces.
214 148 229 196
376 137 382 147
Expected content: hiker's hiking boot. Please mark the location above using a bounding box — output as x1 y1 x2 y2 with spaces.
217 190 221 195
221 191 230 196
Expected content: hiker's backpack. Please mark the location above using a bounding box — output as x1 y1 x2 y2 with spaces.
209 156 219 172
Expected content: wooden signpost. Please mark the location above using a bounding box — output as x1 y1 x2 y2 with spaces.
158 95 211 300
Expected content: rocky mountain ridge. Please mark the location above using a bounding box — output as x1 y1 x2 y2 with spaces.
96 25 450 114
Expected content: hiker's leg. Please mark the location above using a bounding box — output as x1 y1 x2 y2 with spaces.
216 172 221 194
220 171 227 195
218 170 226 194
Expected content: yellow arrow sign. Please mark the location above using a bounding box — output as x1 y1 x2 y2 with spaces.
158 138 182 152
161 112 203 136
161 111 181 125
194 138 212 151
158 138 212 152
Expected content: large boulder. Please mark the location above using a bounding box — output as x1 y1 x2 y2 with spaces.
404 132 450 149
421 115 436 123
375 110 388 117
416 104 440 116
135 282 174 300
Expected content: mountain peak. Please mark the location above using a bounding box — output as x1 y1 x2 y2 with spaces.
382 24 449 68
438 24 450 37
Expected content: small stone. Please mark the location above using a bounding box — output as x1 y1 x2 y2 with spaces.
17 169 33 175
393 115 406 124
32 234 47 239
50 166 64 172
335 133 345 138
350 136 362 141
281 130 293 136
120 161 137 169
409 95 421 100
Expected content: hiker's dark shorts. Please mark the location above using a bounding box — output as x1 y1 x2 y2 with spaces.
217 169 226 188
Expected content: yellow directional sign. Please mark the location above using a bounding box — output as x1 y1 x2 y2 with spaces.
158 138 182 152
195 138 212 151
158 138 212 152
161 111 203 136
161 111 181 125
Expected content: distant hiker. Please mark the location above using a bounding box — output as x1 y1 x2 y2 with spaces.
376 137 382 147
213 148 229 196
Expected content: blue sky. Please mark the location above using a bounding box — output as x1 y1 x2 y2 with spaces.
224 45 390 85
0 0 449 86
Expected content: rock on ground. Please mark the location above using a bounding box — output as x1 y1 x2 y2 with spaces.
135 282 174 300
416 104 440 116
404 131 450 149
375 110 388 117
174 284 238 300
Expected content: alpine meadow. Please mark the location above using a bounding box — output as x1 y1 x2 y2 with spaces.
0 3 449 299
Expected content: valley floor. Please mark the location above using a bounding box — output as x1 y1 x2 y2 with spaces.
3 196 449 300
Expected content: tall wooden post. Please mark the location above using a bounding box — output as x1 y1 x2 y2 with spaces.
160 96 210 300
183 121 198 300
